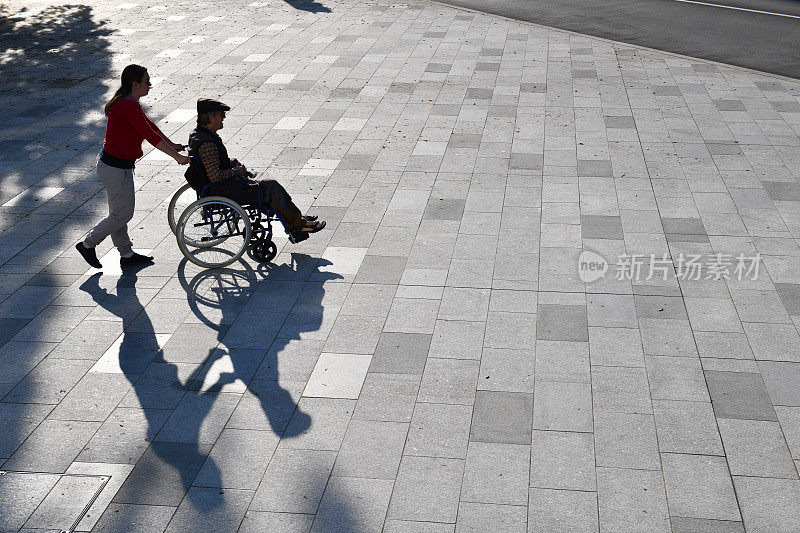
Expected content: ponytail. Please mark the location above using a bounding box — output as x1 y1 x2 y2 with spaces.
105 64 147 116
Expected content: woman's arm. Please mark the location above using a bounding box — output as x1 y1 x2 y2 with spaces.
122 102 188 164
155 140 190 165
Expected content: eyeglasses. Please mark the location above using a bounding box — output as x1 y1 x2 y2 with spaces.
137 79 152 86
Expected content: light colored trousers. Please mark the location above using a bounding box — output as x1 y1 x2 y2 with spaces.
84 160 135 256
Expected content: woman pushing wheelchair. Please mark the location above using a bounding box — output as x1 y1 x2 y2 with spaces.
187 98 325 243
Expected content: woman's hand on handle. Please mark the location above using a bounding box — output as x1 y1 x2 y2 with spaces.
155 139 190 165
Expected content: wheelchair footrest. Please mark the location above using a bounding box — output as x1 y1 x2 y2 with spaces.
288 231 309 244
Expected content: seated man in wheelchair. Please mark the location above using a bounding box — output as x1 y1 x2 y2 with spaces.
187 98 325 242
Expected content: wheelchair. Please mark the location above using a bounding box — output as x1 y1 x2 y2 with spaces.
169 180 296 269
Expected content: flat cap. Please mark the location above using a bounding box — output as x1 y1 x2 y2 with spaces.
197 98 230 114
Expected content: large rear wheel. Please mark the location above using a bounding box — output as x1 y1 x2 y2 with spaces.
176 196 251 268
167 183 196 235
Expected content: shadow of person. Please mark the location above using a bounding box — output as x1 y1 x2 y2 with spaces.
178 252 343 440
79 269 224 511
284 0 332 13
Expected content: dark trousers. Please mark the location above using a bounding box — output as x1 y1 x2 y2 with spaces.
210 174 303 230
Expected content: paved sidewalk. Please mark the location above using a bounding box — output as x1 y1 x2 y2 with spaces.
1 0 800 531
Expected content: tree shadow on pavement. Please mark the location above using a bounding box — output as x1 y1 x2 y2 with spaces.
283 0 332 14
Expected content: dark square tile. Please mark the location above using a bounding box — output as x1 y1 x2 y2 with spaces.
425 63 452 73
509 153 543 171
754 81 788 92
704 371 776 421
423 198 466 221
581 215 623 240
448 134 482 149
470 390 533 444
775 283 800 316
475 62 500 72
423 31 446 38
466 88 493 99
771 101 800 113
714 100 747 112
480 48 503 56
763 181 800 202
572 69 596 79
661 217 706 235
369 332 432 374
338 154 377 171
707 143 743 156
310 108 345 121
653 86 681 96
577 160 612 177
388 83 416 94
605 116 636 129
489 105 516 117
536 304 588 341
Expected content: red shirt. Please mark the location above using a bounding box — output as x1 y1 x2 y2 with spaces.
102 98 163 161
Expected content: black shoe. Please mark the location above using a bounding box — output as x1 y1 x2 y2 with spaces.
120 252 154 266
76 242 102 268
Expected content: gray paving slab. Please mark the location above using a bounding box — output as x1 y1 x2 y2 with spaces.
369 332 432 375
531 430 595 491
23 473 108 531
733 476 800 533
387 456 464 523
597 467 671 533
595 411 661 470
250 448 337 514
164 487 252 533
455 502 526 533
669 517 745 533
528 487 599 533
310 476 394 533
407 402 472 459
2 420 100 474
471 390 533 445
111 442 212 507
91 503 176 533
0 472 60 532
661 453 741 522
2 0 800 529
537 304 589 341
418 358 479 405
333 419 408 478
717 418 797 478
652 399 724 456
705 370 778 421
461 442 529 505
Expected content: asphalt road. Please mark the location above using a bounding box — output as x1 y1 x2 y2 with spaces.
435 0 800 79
